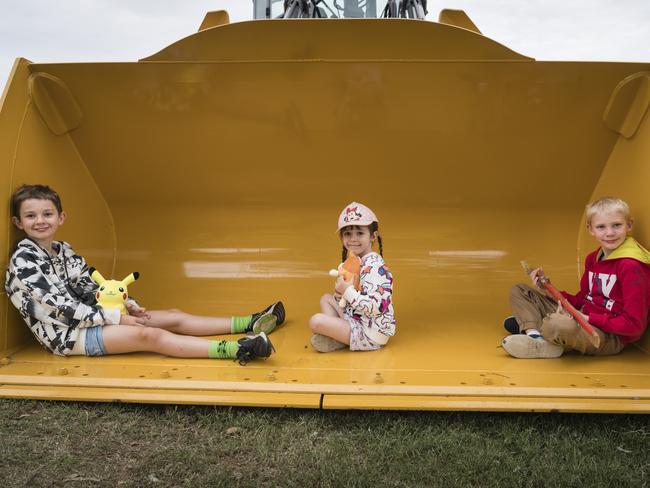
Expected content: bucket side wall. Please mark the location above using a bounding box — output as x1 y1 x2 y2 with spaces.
0 62 116 352
580 95 650 351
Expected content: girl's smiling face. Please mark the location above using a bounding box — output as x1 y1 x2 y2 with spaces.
340 225 376 258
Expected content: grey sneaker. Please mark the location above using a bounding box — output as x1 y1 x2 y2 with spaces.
501 334 564 359
310 333 346 353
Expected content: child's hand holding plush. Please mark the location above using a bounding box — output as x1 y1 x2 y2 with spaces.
329 251 362 308
90 268 144 325
126 302 151 320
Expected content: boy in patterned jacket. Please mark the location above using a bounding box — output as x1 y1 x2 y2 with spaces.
5 184 285 363
502 197 650 358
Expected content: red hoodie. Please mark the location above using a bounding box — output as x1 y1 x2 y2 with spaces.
562 238 650 344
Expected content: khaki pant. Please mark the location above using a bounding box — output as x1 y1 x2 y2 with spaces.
509 284 624 356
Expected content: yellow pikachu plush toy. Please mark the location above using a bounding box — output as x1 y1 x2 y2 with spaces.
89 268 140 314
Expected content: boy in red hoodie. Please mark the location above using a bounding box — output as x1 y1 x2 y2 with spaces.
502 197 650 358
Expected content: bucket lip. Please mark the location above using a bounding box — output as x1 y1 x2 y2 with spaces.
140 18 533 63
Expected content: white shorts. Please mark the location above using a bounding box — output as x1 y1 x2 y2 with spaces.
345 315 386 352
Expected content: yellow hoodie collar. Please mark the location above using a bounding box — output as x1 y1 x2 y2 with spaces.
599 236 650 263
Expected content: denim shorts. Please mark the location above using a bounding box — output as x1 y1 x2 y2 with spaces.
84 325 108 356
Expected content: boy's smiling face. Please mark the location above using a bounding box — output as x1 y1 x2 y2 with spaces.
588 210 632 257
13 198 66 246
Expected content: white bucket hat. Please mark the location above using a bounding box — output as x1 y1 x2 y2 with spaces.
337 202 378 231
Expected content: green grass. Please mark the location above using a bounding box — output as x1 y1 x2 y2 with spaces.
1 400 649 487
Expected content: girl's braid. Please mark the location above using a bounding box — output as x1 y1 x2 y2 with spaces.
369 222 383 257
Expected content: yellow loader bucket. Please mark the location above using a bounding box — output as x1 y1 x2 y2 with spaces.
1 13 649 412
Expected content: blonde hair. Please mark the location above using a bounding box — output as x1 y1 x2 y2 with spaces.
585 197 631 225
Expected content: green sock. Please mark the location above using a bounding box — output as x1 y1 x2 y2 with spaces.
231 315 252 333
208 340 240 359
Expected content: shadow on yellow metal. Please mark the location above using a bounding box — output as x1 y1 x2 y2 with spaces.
1 15 649 412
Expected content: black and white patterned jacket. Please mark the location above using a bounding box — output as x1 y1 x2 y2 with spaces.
5 238 122 356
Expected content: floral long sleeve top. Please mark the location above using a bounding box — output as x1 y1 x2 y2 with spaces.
341 252 396 338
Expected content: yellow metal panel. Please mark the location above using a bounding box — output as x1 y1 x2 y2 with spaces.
581 73 650 353
603 71 650 138
143 19 530 62
0 59 34 351
39 61 638 209
0 294 8 352
198 10 230 31
0 59 28 351
0 58 115 352
0 18 649 412
1 334 648 411
323 395 650 413
8 102 117 276
27 72 83 135
438 9 482 34
0 385 319 408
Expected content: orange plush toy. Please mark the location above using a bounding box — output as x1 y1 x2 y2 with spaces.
329 250 362 308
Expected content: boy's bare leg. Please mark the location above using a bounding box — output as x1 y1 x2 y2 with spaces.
144 310 231 335
102 324 211 357
320 293 345 319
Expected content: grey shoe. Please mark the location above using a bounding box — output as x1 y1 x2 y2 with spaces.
310 333 346 353
501 334 564 359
